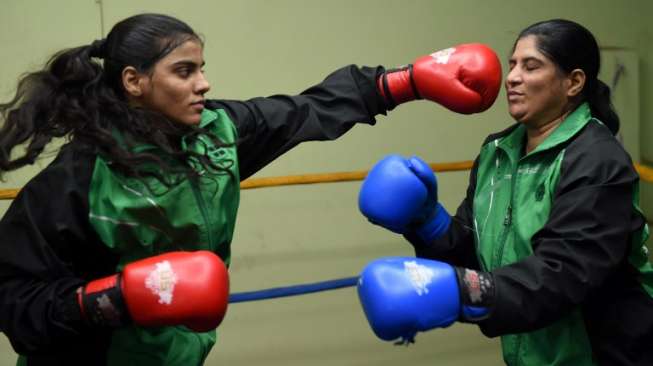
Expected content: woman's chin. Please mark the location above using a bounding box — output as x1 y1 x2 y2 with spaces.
176 115 202 126
508 108 527 123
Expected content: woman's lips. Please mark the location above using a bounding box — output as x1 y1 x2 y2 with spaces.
190 101 205 111
507 91 523 102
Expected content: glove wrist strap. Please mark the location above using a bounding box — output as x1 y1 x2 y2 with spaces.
414 203 451 244
79 274 131 328
454 268 495 322
378 65 420 110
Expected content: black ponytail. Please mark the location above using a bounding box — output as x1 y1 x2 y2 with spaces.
0 44 105 172
89 38 108 59
0 13 231 183
587 79 619 134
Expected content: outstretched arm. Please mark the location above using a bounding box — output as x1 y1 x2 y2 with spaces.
208 43 502 179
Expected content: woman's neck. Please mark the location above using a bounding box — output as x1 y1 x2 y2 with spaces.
524 105 576 154
525 118 562 154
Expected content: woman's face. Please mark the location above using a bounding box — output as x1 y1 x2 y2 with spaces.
138 40 210 125
505 35 570 128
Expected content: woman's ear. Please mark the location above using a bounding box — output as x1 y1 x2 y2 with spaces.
567 69 586 98
122 66 145 98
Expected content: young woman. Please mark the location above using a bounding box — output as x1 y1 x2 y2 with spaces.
358 19 653 365
0 13 501 366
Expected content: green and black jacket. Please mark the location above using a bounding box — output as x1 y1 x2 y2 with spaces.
0 65 386 366
413 104 653 365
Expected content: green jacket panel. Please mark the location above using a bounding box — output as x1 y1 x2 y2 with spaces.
0 65 387 365
88 109 239 366
415 103 653 365
474 105 594 365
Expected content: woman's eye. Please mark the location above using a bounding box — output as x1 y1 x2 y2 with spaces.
177 68 191 77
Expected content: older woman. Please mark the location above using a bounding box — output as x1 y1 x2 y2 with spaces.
358 19 653 365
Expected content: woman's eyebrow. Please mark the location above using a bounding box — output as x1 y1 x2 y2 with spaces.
521 56 543 64
170 60 206 67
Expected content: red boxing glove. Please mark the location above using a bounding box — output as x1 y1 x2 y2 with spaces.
78 251 229 332
378 43 502 114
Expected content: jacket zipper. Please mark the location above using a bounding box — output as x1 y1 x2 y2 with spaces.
508 162 523 365
492 204 512 268
189 178 215 251
513 335 523 366
492 161 517 268
491 158 523 365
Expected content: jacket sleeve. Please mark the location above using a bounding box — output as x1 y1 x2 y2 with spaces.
478 131 644 336
405 157 482 269
205 65 387 180
0 145 116 354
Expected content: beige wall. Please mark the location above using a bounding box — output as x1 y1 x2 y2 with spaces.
0 1 651 365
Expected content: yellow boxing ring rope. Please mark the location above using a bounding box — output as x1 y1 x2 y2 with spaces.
1 160 652 303
1 160 652 199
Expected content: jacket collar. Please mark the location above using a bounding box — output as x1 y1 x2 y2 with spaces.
113 109 220 154
199 108 219 128
497 102 593 160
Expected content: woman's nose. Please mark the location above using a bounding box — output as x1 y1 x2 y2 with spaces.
505 67 521 86
195 73 211 94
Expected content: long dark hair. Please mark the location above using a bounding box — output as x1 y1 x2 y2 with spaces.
515 19 619 134
0 13 230 181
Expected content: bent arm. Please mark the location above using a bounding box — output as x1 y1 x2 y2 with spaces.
406 157 481 269
479 136 644 336
0 145 117 354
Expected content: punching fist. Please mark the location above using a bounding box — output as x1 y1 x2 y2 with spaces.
378 43 502 114
78 251 229 332
358 154 451 243
357 257 494 343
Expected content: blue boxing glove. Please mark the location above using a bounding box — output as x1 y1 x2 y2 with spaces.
358 155 451 242
357 257 495 344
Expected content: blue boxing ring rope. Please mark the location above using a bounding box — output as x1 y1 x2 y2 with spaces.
219 162 478 304
0 161 480 304
229 276 359 303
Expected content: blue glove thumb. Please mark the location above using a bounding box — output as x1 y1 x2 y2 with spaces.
407 156 451 242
